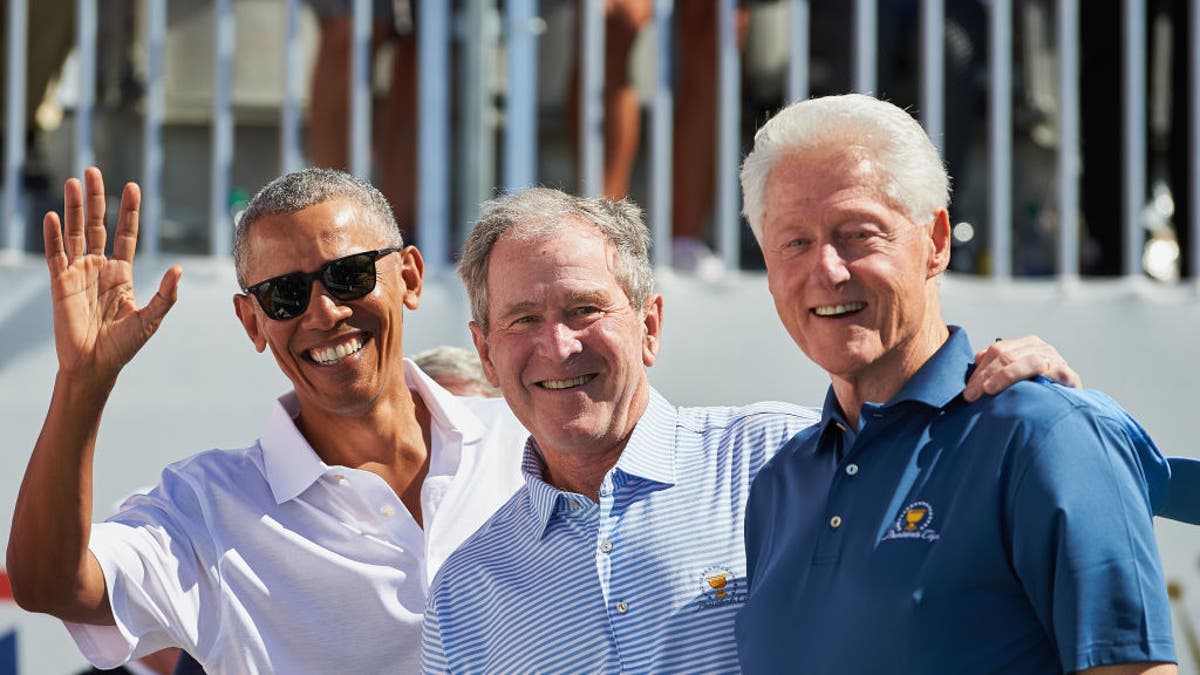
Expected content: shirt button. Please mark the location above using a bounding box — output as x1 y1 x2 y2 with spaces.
599 486 612 497
845 463 859 476
379 505 395 518
333 473 346 482
615 601 629 614
599 539 613 553
830 515 843 529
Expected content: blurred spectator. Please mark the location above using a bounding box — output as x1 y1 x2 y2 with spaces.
307 0 418 243
568 0 755 276
413 346 501 398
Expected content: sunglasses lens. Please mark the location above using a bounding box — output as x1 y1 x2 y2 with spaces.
260 274 311 320
323 253 378 300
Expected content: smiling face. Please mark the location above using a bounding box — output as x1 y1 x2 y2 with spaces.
470 221 662 468
233 198 423 420
760 149 950 401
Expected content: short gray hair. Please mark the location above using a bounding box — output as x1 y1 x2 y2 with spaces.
234 168 402 287
740 94 950 243
458 187 653 333
412 346 499 396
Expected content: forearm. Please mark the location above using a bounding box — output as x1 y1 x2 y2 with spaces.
7 370 117 622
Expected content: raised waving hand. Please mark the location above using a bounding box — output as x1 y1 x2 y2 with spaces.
44 167 181 380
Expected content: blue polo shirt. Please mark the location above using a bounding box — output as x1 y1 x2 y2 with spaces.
738 327 1176 674
421 389 818 673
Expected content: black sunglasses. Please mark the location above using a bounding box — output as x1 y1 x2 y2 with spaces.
243 246 400 320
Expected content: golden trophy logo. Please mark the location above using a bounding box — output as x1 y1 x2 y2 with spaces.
707 572 729 599
697 566 742 608
882 500 940 542
903 505 928 531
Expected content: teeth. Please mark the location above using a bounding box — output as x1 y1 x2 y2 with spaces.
814 302 866 317
310 336 364 365
540 375 594 390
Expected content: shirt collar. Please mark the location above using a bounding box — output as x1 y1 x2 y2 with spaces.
261 358 485 505
816 326 974 439
519 387 678 536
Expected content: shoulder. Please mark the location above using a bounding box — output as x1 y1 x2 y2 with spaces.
675 401 820 438
428 486 536 596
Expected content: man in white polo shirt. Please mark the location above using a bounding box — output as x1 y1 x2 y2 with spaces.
6 167 527 673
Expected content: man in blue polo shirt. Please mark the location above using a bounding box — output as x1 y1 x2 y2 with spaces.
417 187 1158 673
736 94 1177 674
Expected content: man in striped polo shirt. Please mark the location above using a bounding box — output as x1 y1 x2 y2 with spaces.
418 187 1086 673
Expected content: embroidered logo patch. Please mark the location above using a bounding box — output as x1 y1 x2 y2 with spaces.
696 566 746 609
881 500 941 542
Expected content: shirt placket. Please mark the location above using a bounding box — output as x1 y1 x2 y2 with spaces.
812 404 892 567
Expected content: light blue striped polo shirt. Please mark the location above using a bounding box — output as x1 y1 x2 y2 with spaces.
420 388 819 673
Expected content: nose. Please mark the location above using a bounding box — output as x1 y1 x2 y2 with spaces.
814 243 851 289
540 320 584 360
300 283 352 330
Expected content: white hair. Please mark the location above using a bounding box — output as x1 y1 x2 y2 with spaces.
740 94 950 243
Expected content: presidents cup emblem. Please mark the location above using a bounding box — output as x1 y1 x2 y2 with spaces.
696 566 746 609
882 500 941 542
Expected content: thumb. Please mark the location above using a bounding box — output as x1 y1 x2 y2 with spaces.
139 265 182 334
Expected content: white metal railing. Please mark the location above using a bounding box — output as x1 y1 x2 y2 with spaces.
1 0 1197 282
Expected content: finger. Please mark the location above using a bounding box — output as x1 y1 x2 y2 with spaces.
63 177 85 260
112 182 141 264
43 211 68 276
139 265 183 335
84 167 107 256
1046 361 1082 389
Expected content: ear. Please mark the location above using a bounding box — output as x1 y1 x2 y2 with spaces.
641 294 664 367
469 321 502 388
399 245 424 310
233 294 268 353
926 208 952 278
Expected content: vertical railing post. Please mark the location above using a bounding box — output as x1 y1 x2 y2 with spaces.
349 0 371 179
716 0 741 270
504 0 539 192
1189 0 1199 284
280 0 304 174
210 0 234 257
3 0 28 253
1056 0 1080 280
787 0 809 104
988 0 1012 279
580 0 605 197
1122 0 1146 278
142 0 166 256
649 0 674 267
853 0 877 94
418 0 450 270
920 0 944 152
75 0 97 180
458 0 497 234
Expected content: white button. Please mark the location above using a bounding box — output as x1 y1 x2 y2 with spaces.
333 473 346 482
599 540 613 553
845 464 859 476
600 486 612 497
379 505 395 518
829 515 843 529
615 601 629 614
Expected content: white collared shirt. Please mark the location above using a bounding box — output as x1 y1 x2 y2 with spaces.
65 360 528 674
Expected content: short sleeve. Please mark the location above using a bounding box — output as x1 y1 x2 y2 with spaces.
63 480 210 668
1007 407 1176 671
1162 456 1200 524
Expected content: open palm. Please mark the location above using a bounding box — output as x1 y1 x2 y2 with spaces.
44 168 181 380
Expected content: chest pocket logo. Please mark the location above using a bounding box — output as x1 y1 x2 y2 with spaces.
695 566 747 609
881 500 941 542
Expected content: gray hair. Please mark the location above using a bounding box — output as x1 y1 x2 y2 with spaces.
234 168 402 287
740 94 950 243
412 346 500 396
458 187 653 333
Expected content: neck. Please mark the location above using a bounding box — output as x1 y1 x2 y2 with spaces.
832 320 950 429
297 385 433 522
539 443 626 503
